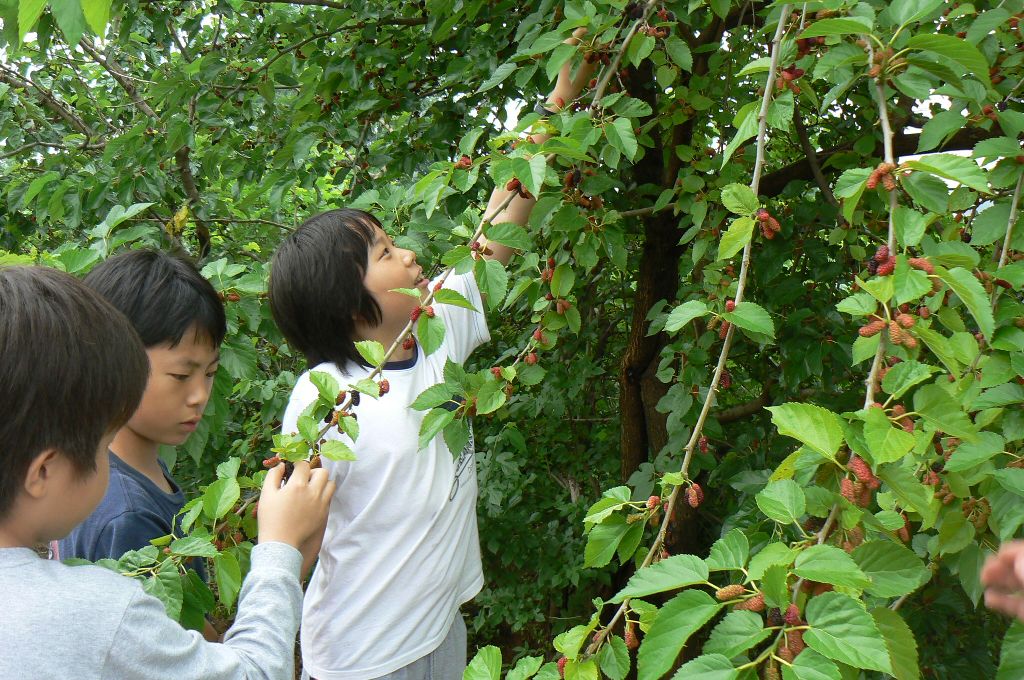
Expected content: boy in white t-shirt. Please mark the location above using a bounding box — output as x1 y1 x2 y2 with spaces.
267 35 594 680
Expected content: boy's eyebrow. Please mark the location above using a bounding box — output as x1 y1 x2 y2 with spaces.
176 353 220 369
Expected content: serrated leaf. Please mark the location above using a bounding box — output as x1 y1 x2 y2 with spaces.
853 542 931 598
997 621 1024 679
169 536 218 558
722 302 774 339
703 612 770 658
936 267 995 340
706 528 749 571
799 16 874 37
721 183 759 215
417 313 446 356
202 477 240 520
611 554 709 602
804 592 893 673
418 407 455 450
412 383 458 411
914 383 978 440
143 559 184 622
881 360 939 399
907 34 991 89
598 635 630 680
668 654 737 679
945 431 1006 472
872 608 920 680
465 645 502 680
81 0 112 33
767 403 844 459
484 222 531 251
664 300 709 333
794 544 871 590
863 406 916 465
354 340 386 367
637 590 721 680
320 439 356 461
717 217 754 261
663 35 692 71
606 118 639 161
478 63 516 93
756 480 806 524
214 551 242 610
781 649 842 680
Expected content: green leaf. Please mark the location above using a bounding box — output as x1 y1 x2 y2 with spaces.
412 383 458 411
81 0 112 33
882 360 939 400
663 36 693 71
703 611 771 658
434 288 477 311
464 645 501 680
722 102 757 167
893 206 935 249
761 564 790 609
974 383 1024 410
803 592 893 673
477 63 516 93
214 551 242 610
668 654 737 680
717 217 754 261
637 590 722 680
872 608 920 680
799 17 874 37
767 403 844 459
794 544 871 590
945 431 1005 472
755 479 806 524
585 516 630 569
863 406 916 464
169 536 218 558
551 263 575 298
474 380 506 415
598 635 630 680
611 554 709 602
853 542 931 598
836 292 878 317
997 621 1024 679
354 340 386 367
202 477 240 520
907 34 992 89
935 266 995 340
781 649 842 680
49 0 87 44
914 383 978 440
720 183 759 215
877 464 938 528
889 0 944 27
143 559 184 622
417 313 446 356
722 301 774 339
914 326 961 376
993 468 1024 496
18 0 46 40
475 258 508 309
606 118 639 161
706 528 749 571
664 300 709 333
418 407 455 450
484 222 531 251
506 656 544 680
320 439 356 461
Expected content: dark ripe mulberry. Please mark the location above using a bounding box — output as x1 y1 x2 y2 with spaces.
867 258 879 275
506 178 521 192
378 379 390 395
719 369 732 389
767 607 784 626
698 436 709 453
716 584 746 601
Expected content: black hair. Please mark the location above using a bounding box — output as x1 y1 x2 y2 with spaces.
83 248 226 348
0 266 149 518
269 209 382 368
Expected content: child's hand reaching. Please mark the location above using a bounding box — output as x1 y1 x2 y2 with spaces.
982 541 1024 620
257 460 335 576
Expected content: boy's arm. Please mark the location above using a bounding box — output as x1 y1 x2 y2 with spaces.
481 29 596 266
101 541 303 680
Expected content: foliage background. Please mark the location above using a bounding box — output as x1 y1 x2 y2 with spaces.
4 0 1024 677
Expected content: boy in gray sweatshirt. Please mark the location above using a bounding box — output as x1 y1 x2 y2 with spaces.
0 265 335 680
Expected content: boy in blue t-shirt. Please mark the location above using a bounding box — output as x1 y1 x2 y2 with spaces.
0 265 334 679
58 249 225 597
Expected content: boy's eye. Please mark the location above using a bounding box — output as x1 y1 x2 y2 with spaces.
170 374 189 381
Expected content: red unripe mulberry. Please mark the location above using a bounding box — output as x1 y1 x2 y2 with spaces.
646 495 661 510
716 584 746 601
625 622 639 649
908 257 935 274
725 299 736 312
874 244 890 262
896 313 916 328
491 367 502 378
424 306 435 318
686 483 704 507
876 257 896 276
263 455 281 468
378 379 390 395
557 656 567 678
402 336 415 351
524 352 538 365
784 603 801 626
859 318 886 337
734 593 765 612
410 307 422 321
506 178 521 192
533 328 546 343
840 477 857 503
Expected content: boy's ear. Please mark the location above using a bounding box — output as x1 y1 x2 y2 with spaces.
22 449 61 500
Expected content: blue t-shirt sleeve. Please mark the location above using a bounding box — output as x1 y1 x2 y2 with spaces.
93 511 172 561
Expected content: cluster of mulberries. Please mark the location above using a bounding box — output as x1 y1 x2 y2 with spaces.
686 482 704 508
795 35 826 58
840 477 874 507
963 497 992 531
848 456 880 489
756 209 782 239
866 244 896 276
866 162 898 191
505 177 532 200
775 65 804 93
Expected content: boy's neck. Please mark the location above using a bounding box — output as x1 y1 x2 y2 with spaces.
110 429 171 491
0 521 35 549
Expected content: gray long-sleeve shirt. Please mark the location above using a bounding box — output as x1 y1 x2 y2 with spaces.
1 541 303 679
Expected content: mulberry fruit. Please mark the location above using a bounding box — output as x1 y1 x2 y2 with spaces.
859 318 886 337
735 593 766 612
686 483 704 507
262 455 281 468
625 621 639 649
908 257 935 274
378 379 390 395
646 495 661 510
784 603 801 626
876 257 896 276
896 313 916 328
716 584 746 601
874 245 890 262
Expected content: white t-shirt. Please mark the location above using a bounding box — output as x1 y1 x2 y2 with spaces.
282 272 488 680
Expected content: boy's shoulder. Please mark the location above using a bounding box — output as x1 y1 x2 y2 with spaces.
4 546 140 610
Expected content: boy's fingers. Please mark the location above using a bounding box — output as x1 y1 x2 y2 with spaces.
288 459 312 485
263 462 285 490
566 27 588 44
320 479 337 503
985 589 1024 619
